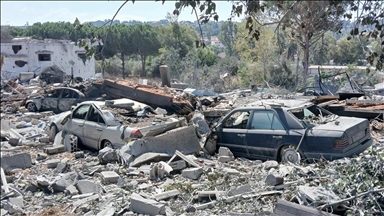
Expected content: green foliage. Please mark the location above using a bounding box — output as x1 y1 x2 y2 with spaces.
197 46 217 66
218 21 237 56
329 36 368 65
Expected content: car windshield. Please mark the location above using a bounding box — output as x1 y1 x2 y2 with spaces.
288 105 338 127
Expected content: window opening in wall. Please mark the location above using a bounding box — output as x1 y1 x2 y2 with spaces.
15 60 27 67
78 53 87 64
38 54 51 61
12 45 22 54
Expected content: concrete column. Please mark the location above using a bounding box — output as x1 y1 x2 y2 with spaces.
159 65 171 87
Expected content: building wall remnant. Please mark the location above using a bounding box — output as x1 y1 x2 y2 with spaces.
0 37 98 80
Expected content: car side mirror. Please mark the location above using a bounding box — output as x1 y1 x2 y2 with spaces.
60 114 71 125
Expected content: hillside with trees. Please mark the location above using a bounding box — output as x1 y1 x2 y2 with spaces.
5 0 382 93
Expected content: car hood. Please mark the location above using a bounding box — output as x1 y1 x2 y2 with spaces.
312 117 367 132
48 110 71 124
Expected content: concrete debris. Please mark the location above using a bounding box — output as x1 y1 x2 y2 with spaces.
265 174 284 186
154 189 180 201
0 76 382 215
1 153 32 171
130 193 166 215
182 167 203 180
100 171 119 184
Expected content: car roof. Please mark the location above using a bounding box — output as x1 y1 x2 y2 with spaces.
233 99 314 111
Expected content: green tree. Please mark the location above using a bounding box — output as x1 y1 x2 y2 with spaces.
218 21 237 56
130 24 161 77
311 31 337 65
329 36 368 65
197 46 217 66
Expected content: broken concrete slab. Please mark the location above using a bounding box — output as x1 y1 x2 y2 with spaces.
46 159 60 169
263 160 279 170
120 126 200 166
228 184 252 196
1 153 32 171
298 186 342 207
154 189 180 201
65 185 79 196
100 171 119 184
182 167 203 180
218 156 234 163
76 180 102 194
98 146 117 165
4 197 24 214
130 193 165 215
169 160 187 171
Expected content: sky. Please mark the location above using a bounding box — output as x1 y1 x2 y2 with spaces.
1 1 236 26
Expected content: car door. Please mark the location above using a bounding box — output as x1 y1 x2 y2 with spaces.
41 89 61 112
82 105 106 149
64 104 90 145
216 110 251 158
58 89 79 112
247 110 287 160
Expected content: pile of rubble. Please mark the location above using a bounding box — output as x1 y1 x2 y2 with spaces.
1 77 383 215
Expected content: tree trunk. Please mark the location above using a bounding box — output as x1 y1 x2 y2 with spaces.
101 57 105 77
141 55 146 77
302 35 310 89
295 48 300 90
121 53 125 79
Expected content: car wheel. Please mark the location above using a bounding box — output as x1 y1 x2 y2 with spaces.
49 125 58 142
279 145 301 164
101 140 113 150
27 102 37 112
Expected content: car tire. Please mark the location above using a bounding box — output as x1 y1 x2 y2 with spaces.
27 102 37 112
49 125 58 142
279 145 303 164
101 140 113 150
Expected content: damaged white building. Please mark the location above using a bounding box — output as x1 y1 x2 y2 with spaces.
0 37 97 80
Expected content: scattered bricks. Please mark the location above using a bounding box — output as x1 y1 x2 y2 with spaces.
182 167 203 180
65 185 79 196
130 193 166 215
154 189 180 201
8 138 20 146
74 151 84 159
39 137 50 143
45 145 65 155
36 153 47 161
263 160 279 170
100 171 119 184
98 146 117 165
169 160 186 171
76 180 101 194
46 159 60 169
218 156 234 163
265 174 284 186
1 153 32 171
228 184 252 196
64 134 78 152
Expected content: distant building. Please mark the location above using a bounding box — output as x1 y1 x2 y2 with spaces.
210 36 225 49
0 37 98 80
308 65 375 76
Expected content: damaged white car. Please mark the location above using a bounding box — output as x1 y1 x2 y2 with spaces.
47 101 185 150
47 101 143 150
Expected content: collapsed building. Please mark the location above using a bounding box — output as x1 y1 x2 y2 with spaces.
0 37 98 82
